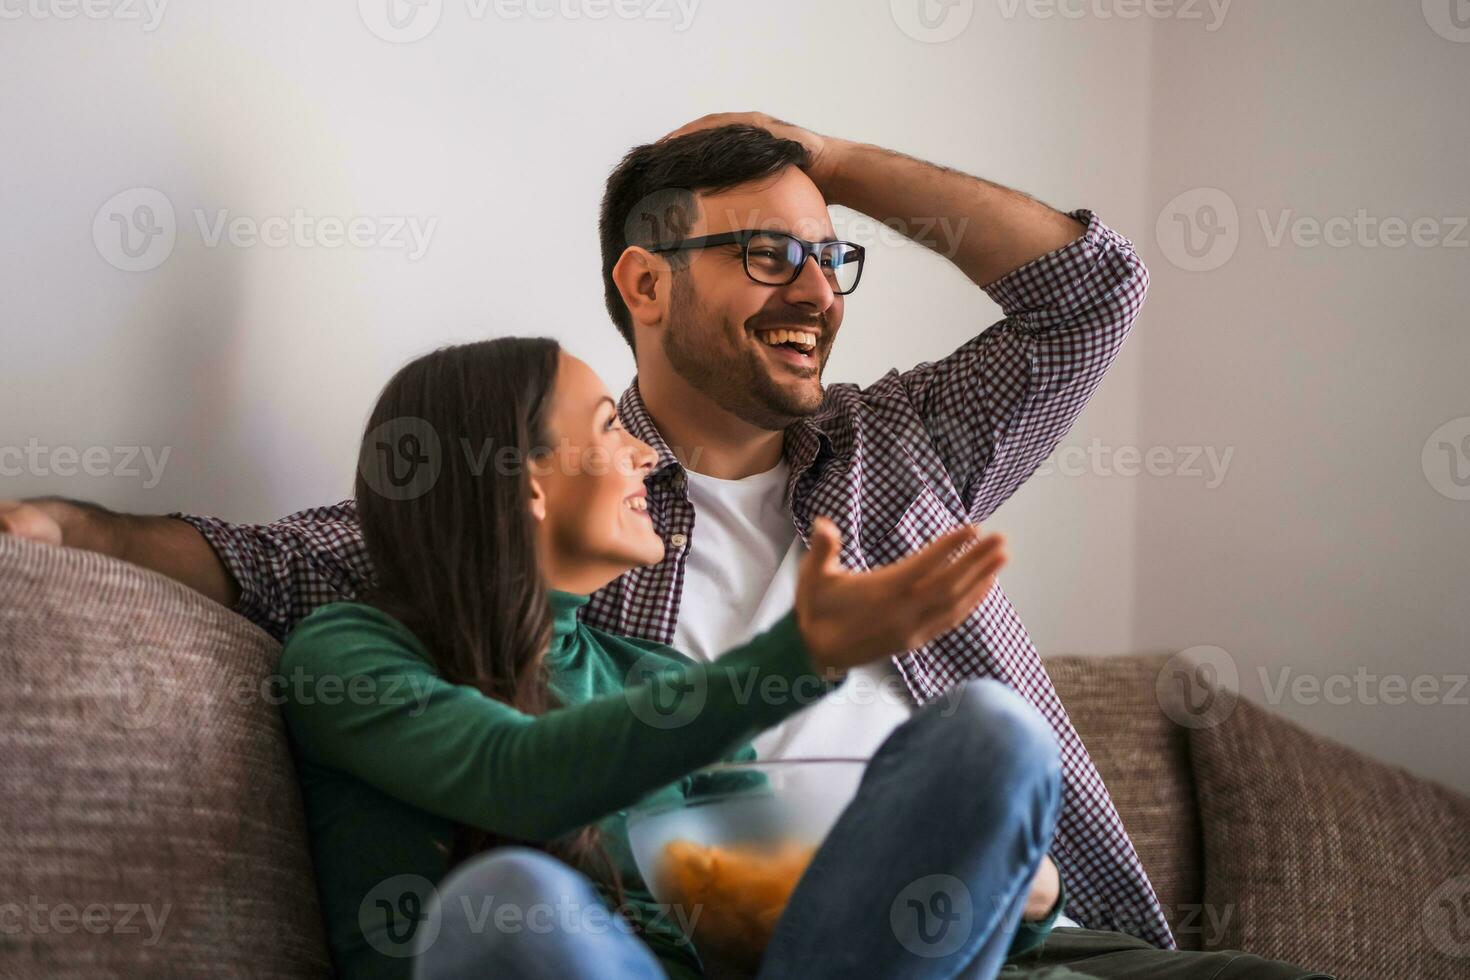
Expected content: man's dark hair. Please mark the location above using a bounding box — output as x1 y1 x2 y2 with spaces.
598 124 812 354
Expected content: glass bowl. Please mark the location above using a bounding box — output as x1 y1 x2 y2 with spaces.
625 758 866 969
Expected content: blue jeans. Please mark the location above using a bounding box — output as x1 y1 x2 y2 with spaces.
412 678 1063 980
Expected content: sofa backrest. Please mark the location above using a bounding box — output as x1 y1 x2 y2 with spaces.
0 535 331 979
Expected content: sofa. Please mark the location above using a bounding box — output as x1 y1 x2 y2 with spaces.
2 533 1467 979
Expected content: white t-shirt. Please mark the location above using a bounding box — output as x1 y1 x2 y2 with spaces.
671 460 914 761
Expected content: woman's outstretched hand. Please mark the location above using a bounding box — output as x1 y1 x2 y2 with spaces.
795 516 1008 674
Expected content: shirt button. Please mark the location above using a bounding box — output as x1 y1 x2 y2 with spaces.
669 533 688 548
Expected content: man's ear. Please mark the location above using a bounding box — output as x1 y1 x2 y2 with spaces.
611 247 667 332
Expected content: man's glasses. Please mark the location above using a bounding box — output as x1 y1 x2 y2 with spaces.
647 229 865 295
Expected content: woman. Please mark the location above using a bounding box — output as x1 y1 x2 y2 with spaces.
278 337 1066 980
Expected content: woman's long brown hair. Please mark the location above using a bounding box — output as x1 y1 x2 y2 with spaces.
352 336 625 906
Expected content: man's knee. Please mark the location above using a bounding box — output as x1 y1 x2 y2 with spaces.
926 678 1062 779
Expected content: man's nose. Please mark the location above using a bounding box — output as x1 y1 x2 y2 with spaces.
782 254 837 310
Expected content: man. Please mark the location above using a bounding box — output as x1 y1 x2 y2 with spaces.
3 114 1328 977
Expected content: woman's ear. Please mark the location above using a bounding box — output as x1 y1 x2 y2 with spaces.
527 472 548 523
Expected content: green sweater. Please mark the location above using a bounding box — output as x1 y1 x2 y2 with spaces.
278 590 1062 979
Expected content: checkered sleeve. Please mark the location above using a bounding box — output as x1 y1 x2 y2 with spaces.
880 209 1148 523
168 500 372 642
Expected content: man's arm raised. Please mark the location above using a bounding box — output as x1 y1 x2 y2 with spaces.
659 110 1085 287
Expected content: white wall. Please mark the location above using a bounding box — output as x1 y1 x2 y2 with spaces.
1135 0 1470 793
2 1 1463 790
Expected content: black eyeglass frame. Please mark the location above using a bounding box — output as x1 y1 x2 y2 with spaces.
646 229 866 295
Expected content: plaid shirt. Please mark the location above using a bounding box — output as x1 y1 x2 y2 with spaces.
175 208 1173 949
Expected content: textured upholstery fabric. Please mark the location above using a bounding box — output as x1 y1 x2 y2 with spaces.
1188 694 1470 980
0 535 330 979
1044 655 1206 950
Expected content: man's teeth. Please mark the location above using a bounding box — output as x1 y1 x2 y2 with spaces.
626 496 648 512
757 328 817 353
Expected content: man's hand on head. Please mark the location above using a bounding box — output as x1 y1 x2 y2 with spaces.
659 111 848 198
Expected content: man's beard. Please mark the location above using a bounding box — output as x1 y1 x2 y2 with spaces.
662 276 826 432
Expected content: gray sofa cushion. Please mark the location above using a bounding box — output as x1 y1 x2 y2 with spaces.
1189 693 1470 980
0 535 330 979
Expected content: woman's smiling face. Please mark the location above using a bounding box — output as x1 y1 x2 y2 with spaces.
528 352 665 594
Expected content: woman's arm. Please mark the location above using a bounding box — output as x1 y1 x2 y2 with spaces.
279 603 829 843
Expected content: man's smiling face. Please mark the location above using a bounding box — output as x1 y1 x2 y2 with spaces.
659 165 845 432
